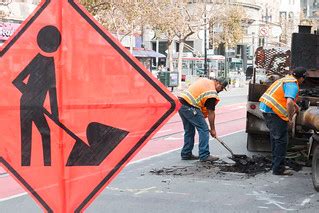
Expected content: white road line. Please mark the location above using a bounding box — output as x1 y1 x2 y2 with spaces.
129 148 182 165
156 129 172 134
0 192 27 202
0 173 9 178
247 191 296 211
258 206 268 209
130 129 245 165
134 186 156 195
301 198 311 206
164 136 183 140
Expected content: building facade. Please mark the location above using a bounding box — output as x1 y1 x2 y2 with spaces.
144 0 302 74
301 0 319 19
278 0 301 45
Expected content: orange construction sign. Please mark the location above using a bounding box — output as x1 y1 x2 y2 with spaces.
0 0 179 212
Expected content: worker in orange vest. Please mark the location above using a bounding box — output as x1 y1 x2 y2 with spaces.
259 67 307 175
178 77 228 162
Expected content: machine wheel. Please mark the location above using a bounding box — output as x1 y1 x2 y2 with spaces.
247 133 271 152
312 143 319 192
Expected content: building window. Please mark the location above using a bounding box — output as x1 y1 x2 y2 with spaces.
151 41 168 56
176 41 194 53
288 12 294 20
258 37 265 47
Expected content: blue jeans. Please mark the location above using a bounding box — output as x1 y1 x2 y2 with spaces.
263 113 288 174
178 104 210 160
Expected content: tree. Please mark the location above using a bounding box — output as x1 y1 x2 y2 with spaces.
81 0 200 79
0 0 13 21
147 0 178 72
79 0 111 16
210 5 246 49
173 2 205 87
80 1 247 80
148 1 206 87
209 4 246 76
80 0 152 52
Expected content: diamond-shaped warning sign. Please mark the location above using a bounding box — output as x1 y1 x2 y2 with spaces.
0 0 178 212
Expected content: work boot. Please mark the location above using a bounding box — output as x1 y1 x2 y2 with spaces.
200 155 219 162
273 169 293 176
181 154 199 160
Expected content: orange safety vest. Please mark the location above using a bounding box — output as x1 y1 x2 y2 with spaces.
259 75 299 121
180 78 220 118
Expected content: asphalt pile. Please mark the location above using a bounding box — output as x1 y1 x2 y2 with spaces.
223 155 303 176
219 155 272 176
150 155 303 178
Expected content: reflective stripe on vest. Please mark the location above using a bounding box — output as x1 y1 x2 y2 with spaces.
261 93 288 118
268 76 296 95
181 91 198 106
268 79 283 94
196 91 218 104
179 78 220 117
181 90 219 107
259 75 298 121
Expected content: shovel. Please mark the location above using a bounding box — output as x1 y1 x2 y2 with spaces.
215 137 247 159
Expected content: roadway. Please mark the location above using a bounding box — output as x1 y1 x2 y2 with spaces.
1 85 319 212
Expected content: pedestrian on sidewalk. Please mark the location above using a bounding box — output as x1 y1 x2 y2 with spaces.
178 77 228 163
259 67 307 176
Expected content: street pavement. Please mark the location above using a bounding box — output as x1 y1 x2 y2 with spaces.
2 132 319 212
87 132 319 213
2 83 319 212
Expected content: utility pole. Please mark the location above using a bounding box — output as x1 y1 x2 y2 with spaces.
204 1 208 77
252 32 256 84
224 0 230 78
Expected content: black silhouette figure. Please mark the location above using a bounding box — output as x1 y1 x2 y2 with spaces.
12 25 129 167
12 26 61 166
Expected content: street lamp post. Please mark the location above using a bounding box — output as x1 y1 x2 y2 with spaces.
252 32 256 84
224 43 228 78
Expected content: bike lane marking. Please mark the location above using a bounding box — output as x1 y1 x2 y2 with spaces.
0 102 246 201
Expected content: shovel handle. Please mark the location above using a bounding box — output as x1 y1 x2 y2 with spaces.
215 137 234 156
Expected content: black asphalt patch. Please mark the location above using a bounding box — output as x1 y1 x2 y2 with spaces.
149 155 303 178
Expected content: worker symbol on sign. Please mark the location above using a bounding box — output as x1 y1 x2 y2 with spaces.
12 25 129 167
12 25 60 166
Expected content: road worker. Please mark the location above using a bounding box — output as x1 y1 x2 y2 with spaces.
178 77 228 162
259 67 307 175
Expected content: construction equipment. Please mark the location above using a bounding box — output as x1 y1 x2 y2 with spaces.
245 25 319 191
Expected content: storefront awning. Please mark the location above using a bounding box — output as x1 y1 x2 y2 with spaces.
132 49 165 58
